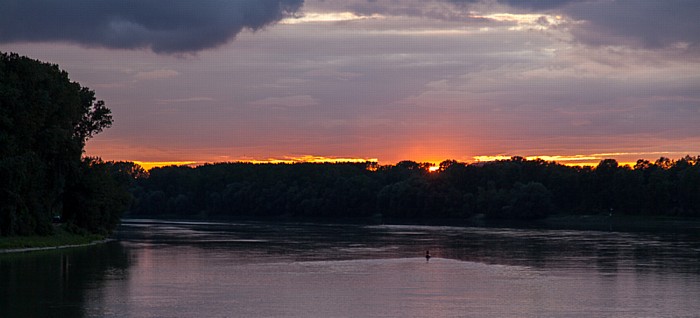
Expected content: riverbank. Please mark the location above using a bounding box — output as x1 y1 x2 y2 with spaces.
533 214 700 233
122 213 700 235
371 214 700 234
0 228 107 253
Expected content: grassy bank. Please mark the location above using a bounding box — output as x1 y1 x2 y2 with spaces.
0 227 105 251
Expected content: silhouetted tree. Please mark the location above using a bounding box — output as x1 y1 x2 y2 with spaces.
0 52 117 236
63 158 132 234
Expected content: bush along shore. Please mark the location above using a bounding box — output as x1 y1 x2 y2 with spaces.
0 226 107 253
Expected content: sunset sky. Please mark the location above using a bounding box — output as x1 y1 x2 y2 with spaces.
2 0 699 167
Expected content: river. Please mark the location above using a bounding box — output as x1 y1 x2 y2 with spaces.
2 219 700 317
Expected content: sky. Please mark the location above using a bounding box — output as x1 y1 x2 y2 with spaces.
2 0 699 168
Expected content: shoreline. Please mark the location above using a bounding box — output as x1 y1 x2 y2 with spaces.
7 214 694 254
0 238 114 254
536 214 700 233
121 214 700 234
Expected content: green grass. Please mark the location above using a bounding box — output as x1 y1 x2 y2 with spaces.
0 227 105 250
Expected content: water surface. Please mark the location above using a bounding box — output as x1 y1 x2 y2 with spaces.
2 219 699 317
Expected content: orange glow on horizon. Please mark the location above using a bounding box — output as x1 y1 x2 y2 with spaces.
237 155 378 165
132 156 378 171
561 161 637 168
126 152 692 171
471 153 676 168
132 161 200 171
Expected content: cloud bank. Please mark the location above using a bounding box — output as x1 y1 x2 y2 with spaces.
0 0 303 54
317 0 700 52
491 0 700 51
4 0 697 164
563 0 700 50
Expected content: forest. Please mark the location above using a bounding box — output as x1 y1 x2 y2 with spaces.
2 52 699 237
0 52 134 237
127 156 700 221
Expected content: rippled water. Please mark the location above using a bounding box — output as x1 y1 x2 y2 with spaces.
2 219 700 317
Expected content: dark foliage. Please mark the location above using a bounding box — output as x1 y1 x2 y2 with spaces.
128 156 700 221
0 52 126 236
62 158 137 235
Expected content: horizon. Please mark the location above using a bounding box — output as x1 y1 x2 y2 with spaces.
113 152 696 171
2 0 698 165
130 153 696 171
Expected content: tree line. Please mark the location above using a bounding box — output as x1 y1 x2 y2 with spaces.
127 156 700 221
3 52 699 237
0 52 134 236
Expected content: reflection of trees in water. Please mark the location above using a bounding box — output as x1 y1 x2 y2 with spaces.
0 242 131 318
429 229 700 276
117 220 700 279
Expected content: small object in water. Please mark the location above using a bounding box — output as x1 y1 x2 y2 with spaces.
425 250 431 262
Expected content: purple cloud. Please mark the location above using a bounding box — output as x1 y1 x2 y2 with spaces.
0 0 303 54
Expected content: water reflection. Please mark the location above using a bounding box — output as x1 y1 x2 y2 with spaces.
114 220 700 274
2 219 700 317
0 241 131 318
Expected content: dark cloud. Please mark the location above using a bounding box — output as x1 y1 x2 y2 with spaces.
448 0 584 10
0 0 303 54
487 0 700 51
564 0 700 50
445 0 480 5
446 0 700 51
494 0 585 10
